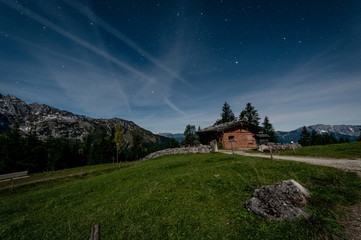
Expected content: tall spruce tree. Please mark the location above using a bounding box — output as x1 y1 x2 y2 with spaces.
310 129 319 146
182 124 197 146
298 126 310 146
220 102 236 124
131 130 144 160
239 102 260 126
262 116 278 142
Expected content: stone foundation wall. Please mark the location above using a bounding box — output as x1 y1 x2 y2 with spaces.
142 145 211 160
258 143 301 152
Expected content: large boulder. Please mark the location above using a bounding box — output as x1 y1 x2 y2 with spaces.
210 140 218 152
245 179 310 220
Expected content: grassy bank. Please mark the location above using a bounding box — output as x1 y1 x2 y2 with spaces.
1 153 360 239
0 162 137 189
278 141 361 159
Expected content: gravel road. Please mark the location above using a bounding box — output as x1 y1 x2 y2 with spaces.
219 150 361 173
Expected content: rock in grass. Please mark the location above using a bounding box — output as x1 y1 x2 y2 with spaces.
244 179 310 220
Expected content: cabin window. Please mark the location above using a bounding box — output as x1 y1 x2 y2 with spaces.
228 136 234 141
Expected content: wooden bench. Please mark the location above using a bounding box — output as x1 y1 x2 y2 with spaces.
0 171 29 185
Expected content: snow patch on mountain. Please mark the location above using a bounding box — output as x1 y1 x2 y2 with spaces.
277 124 361 143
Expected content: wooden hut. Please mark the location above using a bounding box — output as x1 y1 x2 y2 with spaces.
197 121 269 149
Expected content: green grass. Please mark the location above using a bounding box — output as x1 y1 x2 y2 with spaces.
0 162 137 189
277 142 361 159
1 153 360 239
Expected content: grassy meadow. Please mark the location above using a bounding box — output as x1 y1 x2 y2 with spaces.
0 162 136 190
1 153 360 239
278 141 361 159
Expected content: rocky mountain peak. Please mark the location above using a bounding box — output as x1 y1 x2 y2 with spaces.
277 124 361 143
0 94 31 118
0 94 167 146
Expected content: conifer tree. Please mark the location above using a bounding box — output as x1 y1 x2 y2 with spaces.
262 116 278 142
182 124 197 146
239 102 260 126
220 102 236 124
298 126 310 146
310 129 319 146
131 130 144 160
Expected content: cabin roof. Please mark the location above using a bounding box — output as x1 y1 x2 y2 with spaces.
197 120 261 133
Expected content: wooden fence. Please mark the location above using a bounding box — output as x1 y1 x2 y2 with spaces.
0 171 29 189
0 171 28 181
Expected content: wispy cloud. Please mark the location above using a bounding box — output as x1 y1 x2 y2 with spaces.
0 0 188 117
63 0 190 86
51 69 131 117
0 0 156 83
230 51 361 131
0 29 133 116
164 97 187 117
2 0 359 134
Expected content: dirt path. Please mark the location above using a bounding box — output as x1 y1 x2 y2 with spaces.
220 150 361 239
0 172 88 190
219 150 361 173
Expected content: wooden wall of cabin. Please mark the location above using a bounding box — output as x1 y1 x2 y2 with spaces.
222 128 257 149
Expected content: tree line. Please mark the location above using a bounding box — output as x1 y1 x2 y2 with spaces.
181 102 278 146
182 102 361 148
298 126 350 146
0 124 179 174
218 102 278 142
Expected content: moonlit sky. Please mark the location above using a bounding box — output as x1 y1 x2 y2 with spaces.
1 0 361 133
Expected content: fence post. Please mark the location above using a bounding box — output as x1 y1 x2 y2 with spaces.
90 224 100 240
229 139 234 154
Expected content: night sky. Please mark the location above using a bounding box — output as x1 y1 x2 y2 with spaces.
1 0 361 133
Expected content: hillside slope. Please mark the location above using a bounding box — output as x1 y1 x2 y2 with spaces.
1 153 360 239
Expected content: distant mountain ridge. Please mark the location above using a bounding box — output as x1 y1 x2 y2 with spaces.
156 133 184 142
156 124 361 144
277 124 361 143
0 93 168 146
